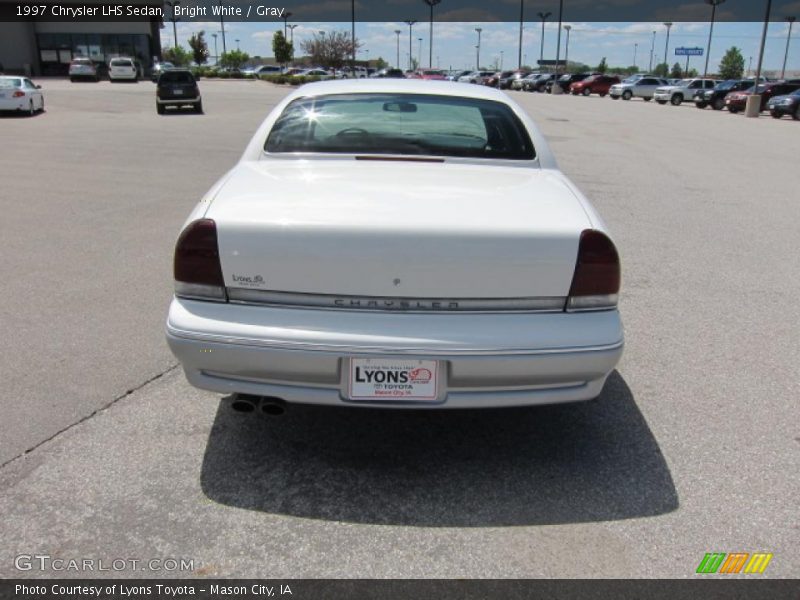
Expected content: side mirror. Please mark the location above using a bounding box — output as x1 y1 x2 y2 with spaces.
36 84 42 89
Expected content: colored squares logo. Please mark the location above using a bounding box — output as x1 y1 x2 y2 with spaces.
697 553 773 574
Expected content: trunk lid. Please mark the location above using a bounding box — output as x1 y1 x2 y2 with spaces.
206 160 593 299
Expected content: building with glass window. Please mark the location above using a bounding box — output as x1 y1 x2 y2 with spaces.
0 7 162 76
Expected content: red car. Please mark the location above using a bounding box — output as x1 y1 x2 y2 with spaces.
725 81 800 113
415 69 447 81
570 75 621 97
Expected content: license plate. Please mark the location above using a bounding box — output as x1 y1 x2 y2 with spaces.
348 358 439 402
173 88 183 95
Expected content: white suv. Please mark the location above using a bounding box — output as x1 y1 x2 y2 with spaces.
108 57 138 82
653 79 716 106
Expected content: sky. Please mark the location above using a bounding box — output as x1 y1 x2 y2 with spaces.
162 20 798 74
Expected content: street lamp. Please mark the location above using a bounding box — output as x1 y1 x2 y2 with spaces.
634 43 638 69
748 0 773 118
649 30 656 72
500 50 504 70
703 0 726 79
164 0 180 50
538 12 551 70
422 0 442 69
475 27 482 70
282 12 292 38
394 30 401 68
782 16 796 79
211 32 218 65
405 20 417 71
554 0 564 76
418 37 423 65
663 22 672 70
218 0 227 55
517 0 524 70
563 25 571 70
235 38 240 51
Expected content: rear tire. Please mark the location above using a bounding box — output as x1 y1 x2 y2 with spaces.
611 95 619 100
695 101 708 109
670 94 683 106
656 99 667 105
622 90 632 100
28 100 34 116
728 107 740 114
770 111 781 119
70 77 75 82
156 103 165 115
712 98 725 110
643 97 652 102
793 105 800 121
194 100 203 114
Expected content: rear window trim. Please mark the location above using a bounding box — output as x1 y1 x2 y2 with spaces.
262 92 537 162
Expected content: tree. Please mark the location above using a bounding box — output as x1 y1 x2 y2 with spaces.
188 31 209 66
162 46 191 67
374 57 388 70
219 49 250 71
670 62 683 78
301 30 362 74
272 31 293 66
597 57 608 73
718 46 745 80
653 62 669 77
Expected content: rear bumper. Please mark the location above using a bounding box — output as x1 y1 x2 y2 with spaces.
157 96 200 105
166 298 624 409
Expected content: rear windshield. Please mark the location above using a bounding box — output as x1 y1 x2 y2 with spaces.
265 93 536 160
110 58 133 66
72 59 92 65
160 71 195 84
0 78 22 88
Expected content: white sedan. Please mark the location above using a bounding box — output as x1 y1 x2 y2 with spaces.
166 80 623 409
0 76 44 115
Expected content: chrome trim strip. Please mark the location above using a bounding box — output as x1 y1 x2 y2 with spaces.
166 326 624 356
227 288 567 314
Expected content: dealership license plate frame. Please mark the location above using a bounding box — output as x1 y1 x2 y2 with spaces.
346 358 441 403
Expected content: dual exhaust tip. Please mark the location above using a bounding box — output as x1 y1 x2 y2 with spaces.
230 394 286 416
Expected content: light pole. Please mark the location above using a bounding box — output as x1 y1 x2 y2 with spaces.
165 0 180 50
219 0 226 55
649 30 656 72
554 0 564 75
748 55 752 77
405 20 417 71
564 25 571 71
500 50 504 70
633 43 638 69
517 0 524 70
211 33 218 65
282 12 292 38
287 24 298 46
423 0 442 69
235 38 240 51
748 0 773 118
703 0 726 79
538 12 551 70
418 37 423 66
475 27 482 69
782 17 796 79
394 30 401 68
663 22 672 70
350 0 356 73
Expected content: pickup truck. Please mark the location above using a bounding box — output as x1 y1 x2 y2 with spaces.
653 78 717 106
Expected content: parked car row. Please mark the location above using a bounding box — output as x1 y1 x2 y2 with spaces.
69 56 142 82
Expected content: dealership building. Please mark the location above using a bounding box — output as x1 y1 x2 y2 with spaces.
0 1 163 76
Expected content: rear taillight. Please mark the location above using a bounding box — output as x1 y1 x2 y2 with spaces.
174 219 226 302
567 230 620 312
12 91 25 98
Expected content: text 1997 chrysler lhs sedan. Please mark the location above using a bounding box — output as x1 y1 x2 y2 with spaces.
166 80 623 408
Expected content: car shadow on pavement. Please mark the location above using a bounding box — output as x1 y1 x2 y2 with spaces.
200 370 678 526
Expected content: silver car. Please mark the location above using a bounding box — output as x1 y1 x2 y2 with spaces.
609 77 668 101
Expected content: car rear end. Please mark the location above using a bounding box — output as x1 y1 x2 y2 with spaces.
109 58 137 81
68 59 97 81
166 86 623 408
0 77 30 111
156 70 201 111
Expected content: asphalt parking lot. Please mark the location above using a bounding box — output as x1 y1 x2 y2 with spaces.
0 78 798 579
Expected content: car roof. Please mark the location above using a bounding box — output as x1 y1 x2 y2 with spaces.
284 79 519 103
